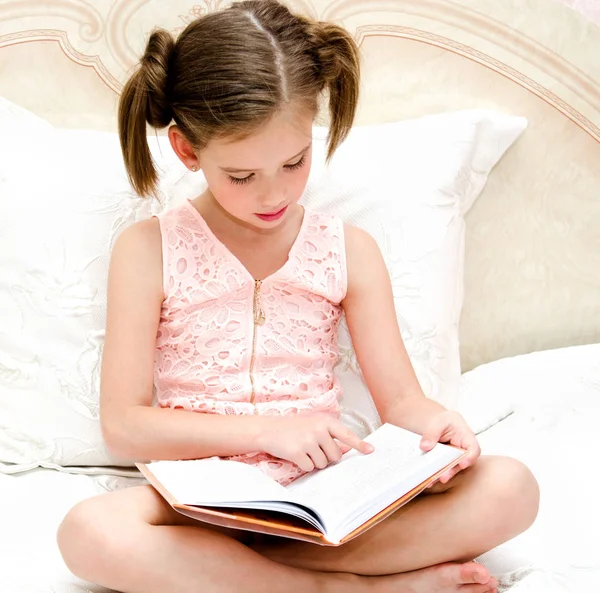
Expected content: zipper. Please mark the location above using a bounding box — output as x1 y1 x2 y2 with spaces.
249 279 265 407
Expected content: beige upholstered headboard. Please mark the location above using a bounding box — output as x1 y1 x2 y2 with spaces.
1 0 598 371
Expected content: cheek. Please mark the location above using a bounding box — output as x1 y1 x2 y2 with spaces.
203 171 244 204
290 160 312 195
295 171 310 195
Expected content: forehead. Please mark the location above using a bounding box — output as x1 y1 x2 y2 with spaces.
205 105 314 166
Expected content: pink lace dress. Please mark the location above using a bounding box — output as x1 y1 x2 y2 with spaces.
154 200 347 485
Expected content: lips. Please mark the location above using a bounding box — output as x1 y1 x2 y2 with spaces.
255 205 288 222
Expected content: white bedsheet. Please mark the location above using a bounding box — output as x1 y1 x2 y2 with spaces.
0 344 598 592
0 471 145 593
470 344 600 592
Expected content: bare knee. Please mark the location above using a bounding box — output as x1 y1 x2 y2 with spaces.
57 495 130 583
480 456 540 534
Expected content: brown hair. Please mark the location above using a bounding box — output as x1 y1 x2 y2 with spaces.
118 0 360 197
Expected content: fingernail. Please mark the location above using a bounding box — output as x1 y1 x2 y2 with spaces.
365 443 375 453
421 440 432 448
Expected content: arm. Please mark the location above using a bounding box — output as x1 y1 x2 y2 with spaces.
342 225 480 480
100 218 266 461
341 225 445 432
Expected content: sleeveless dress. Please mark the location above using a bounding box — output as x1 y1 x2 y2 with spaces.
154 200 347 485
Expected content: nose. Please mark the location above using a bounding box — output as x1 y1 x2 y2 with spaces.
258 180 285 211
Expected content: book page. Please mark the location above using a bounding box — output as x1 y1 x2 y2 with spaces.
145 458 292 506
286 424 463 538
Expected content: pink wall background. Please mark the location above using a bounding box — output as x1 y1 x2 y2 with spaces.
558 0 600 25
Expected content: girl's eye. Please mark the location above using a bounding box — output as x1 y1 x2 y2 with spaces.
227 154 306 185
284 155 306 171
228 174 254 186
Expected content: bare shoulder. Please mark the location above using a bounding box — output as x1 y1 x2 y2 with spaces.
112 217 161 264
344 223 382 269
113 217 162 254
344 223 378 251
109 217 164 298
343 223 388 297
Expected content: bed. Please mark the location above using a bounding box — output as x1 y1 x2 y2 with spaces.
0 0 599 591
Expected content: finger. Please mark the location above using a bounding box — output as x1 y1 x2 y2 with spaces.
335 439 352 455
458 450 475 469
330 424 374 455
420 418 445 452
307 445 329 470
459 437 481 468
320 438 344 465
421 412 453 452
294 454 315 473
470 438 482 459
439 467 460 483
459 452 477 469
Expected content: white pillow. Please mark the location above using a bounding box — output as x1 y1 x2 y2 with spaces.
0 109 526 473
0 130 168 473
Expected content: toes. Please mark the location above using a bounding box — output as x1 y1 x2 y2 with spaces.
458 561 492 585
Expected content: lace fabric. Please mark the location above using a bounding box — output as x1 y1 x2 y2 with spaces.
154 201 347 484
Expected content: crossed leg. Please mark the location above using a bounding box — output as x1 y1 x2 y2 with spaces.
57 455 539 593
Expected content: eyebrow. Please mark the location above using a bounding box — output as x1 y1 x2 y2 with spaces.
220 143 312 173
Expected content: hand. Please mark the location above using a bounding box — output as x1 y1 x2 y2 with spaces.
256 414 374 472
419 410 480 485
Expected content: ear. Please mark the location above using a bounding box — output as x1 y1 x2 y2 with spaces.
168 126 200 171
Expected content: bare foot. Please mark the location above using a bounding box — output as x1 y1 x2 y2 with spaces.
328 562 498 593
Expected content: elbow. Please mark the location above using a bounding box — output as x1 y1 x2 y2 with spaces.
100 410 139 461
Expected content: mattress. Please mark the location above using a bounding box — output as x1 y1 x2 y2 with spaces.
1 344 598 593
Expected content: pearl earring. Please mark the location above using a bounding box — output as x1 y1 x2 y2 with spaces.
191 165 198 172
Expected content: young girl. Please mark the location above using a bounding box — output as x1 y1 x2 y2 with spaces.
57 2 539 592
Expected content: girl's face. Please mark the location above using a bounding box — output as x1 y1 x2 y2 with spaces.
172 104 314 231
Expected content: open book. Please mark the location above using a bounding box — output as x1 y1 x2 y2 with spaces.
137 423 466 546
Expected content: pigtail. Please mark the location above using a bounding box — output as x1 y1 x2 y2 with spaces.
118 29 175 197
312 22 360 161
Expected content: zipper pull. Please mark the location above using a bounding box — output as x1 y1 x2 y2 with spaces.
254 280 266 326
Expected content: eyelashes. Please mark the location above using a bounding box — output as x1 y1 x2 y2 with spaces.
229 175 253 186
284 154 306 172
229 176 253 186
228 154 307 186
